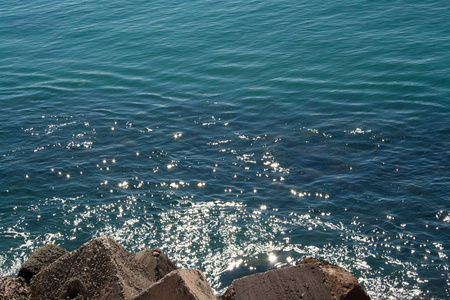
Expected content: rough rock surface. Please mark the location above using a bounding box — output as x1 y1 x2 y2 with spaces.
30 236 153 300
9 236 370 300
219 264 334 300
134 248 178 282
0 277 31 300
18 244 68 284
299 257 370 300
220 257 371 300
134 269 216 300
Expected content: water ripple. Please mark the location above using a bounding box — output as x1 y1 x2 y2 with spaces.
1 1 449 298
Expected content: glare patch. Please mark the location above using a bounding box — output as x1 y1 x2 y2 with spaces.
118 181 129 189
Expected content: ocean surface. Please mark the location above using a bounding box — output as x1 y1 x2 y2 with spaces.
1 1 449 298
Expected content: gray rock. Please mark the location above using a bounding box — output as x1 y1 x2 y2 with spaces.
299 257 370 300
0 277 31 300
30 236 153 300
18 244 68 284
134 269 216 300
219 257 371 300
134 248 178 282
219 263 334 300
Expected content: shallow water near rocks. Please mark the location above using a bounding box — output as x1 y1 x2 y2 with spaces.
1 1 449 299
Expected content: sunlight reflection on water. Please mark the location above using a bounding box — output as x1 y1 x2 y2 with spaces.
1 103 449 299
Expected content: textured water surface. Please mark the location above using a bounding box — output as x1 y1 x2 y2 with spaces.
1 1 449 299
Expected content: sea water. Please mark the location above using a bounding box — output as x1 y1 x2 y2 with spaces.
0 1 449 298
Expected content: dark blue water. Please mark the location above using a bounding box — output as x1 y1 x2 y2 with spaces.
1 1 449 298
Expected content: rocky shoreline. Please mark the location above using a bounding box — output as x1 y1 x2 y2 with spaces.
1 236 370 299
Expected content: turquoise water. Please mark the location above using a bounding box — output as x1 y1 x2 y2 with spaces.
1 1 449 298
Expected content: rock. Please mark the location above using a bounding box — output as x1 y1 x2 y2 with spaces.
219 257 371 300
0 277 31 300
134 248 178 282
219 263 334 300
299 257 370 300
18 244 68 284
30 236 153 300
134 269 216 300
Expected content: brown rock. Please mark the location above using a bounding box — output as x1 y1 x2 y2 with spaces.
134 248 178 282
30 236 153 300
18 244 68 284
219 264 334 300
0 277 31 300
134 269 216 300
299 257 370 300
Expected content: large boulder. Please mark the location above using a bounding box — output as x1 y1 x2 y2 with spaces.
299 257 370 300
219 263 334 300
0 277 31 300
134 269 216 300
30 236 153 300
18 244 68 284
219 257 371 300
134 248 178 282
